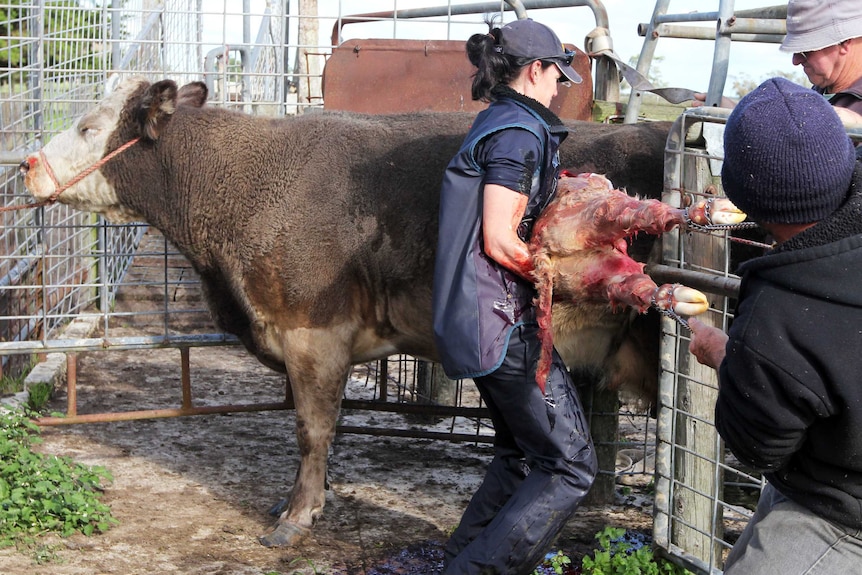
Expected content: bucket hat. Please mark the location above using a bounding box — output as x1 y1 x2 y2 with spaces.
780 0 862 53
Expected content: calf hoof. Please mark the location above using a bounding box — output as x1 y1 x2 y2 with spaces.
258 522 310 547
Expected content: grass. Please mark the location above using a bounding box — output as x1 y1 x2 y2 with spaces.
0 356 53 412
0 372 27 396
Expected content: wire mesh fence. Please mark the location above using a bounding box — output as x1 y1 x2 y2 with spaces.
652 108 862 574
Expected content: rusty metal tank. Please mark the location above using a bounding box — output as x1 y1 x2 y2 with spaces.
322 38 593 121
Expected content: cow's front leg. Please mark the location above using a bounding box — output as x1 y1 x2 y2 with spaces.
606 276 709 318
258 328 351 547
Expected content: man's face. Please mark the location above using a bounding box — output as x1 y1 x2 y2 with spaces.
791 40 853 92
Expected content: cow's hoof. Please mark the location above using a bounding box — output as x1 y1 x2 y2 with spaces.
258 523 310 547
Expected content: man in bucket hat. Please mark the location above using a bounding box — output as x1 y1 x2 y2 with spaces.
780 0 862 121
695 0 862 123
689 77 862 574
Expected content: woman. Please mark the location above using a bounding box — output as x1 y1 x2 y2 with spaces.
432 18 597 575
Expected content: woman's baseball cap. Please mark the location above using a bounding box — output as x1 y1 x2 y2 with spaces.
498 18 582 84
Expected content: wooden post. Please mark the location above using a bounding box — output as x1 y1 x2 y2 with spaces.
671 146 724 565
295 0 322 110
416 361 456 407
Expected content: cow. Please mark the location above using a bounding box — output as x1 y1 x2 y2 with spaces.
20 77 673 547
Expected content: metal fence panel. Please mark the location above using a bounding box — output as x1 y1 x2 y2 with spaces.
654 108 862 574
651 108 758 575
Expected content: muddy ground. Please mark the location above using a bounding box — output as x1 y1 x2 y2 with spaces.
0 340 654 575
1 230 654 574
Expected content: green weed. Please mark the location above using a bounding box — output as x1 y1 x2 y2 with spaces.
286 557 324 574
0 407 117 557
581 526 693 575
26 381 53 411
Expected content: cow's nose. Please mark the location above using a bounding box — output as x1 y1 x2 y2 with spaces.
18 159 31 175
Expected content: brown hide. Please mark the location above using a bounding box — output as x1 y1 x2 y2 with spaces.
23 79 671 545
102 82 669 390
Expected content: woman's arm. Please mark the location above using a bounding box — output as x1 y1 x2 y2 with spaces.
482 183 534 280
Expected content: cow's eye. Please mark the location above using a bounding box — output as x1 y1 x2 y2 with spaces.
79 125 101 137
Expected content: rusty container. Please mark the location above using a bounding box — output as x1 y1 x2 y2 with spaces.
323 38 593 120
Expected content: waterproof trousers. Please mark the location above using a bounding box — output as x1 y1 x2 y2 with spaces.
443 324 597 575
724 483 862 574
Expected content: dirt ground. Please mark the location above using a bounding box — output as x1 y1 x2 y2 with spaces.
1 228 654 574
0 338 655 575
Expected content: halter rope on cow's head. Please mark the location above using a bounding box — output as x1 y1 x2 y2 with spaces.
13 137 141 213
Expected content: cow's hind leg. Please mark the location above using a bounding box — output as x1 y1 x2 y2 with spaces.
258 328 351 547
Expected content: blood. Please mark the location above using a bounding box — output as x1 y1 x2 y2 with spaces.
528 173 691 392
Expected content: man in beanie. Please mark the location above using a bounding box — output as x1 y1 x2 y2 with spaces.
689 76 862 573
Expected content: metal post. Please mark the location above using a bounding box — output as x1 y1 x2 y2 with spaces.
624 0 669 123
181 347 192 410
66 353 77 417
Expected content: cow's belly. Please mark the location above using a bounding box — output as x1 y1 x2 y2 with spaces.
251 320 402 369
240 286 437 372
351 328 401 363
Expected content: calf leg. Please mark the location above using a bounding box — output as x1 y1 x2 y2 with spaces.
258 327 352 547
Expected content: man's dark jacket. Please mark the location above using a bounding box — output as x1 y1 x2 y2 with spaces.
716 166 862 528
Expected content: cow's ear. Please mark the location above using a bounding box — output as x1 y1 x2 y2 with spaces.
136 79 178 141
177 81 208 109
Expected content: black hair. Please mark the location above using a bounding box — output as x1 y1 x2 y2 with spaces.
466 17 556 102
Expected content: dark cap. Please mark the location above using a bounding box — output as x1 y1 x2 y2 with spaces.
499 18 582 84
721 77 856 224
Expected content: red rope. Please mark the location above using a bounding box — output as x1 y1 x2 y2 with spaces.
2 137 141 213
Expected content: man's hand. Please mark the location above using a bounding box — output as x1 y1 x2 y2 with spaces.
688 317 728 370
691 92 737 109
834 106 862 125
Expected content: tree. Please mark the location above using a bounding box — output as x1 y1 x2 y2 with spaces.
729 69 809 99
0 0 109 72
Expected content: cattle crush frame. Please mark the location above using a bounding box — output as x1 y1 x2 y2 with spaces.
0 1 848 573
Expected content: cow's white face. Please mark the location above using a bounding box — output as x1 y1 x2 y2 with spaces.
21 77 148 222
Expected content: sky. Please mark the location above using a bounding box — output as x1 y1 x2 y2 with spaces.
213 1 797 97
327 0 796 94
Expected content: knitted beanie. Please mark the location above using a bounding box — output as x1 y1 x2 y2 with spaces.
721 77 856 224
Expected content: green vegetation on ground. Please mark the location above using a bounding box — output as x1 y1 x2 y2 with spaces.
0 407 116 558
